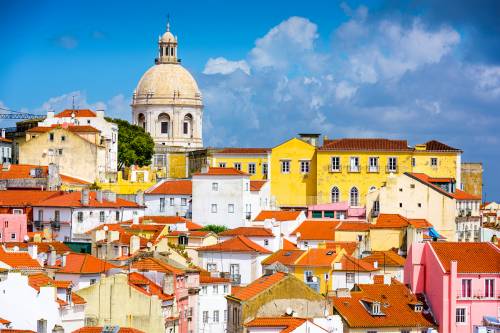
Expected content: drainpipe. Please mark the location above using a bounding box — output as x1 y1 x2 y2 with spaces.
449 260 457 333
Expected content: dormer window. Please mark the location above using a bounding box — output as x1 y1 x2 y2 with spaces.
371 302 381 315
414 304 423 312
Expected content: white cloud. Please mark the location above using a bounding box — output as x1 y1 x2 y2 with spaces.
203 57 250 75
52 35 78 49
468 65 500 98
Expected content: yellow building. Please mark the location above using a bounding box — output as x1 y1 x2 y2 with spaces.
270 136 318 208
210 148 270 180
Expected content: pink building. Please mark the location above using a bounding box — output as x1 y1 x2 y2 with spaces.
0 214 27 243
405 242 500 333
307 202 366 220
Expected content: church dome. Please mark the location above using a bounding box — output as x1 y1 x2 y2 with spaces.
133 63 202 106
161 30 176 43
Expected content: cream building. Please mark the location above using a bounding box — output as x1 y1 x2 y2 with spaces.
132 21 203 177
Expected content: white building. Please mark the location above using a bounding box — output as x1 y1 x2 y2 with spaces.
145 179 192 217
198 273 231 333
0 130 12 164
197 235 272 285
192 167 270 229
32 190 144 242
39 108 118 177
0 272 85 332
252 210 306 238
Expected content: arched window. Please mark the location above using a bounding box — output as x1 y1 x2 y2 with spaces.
331 186 340 203
137 113 146 130
183 113 193 136
350 187 359 207
158 113 170 135
369 186 377 192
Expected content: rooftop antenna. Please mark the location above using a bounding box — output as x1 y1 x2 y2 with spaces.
72 95 76 111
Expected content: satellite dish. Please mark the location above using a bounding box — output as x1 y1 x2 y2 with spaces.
312 276 318 283
103 226 109 231
23 235 30 242
285 307 293 315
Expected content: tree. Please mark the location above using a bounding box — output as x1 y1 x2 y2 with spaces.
201 224 228 234
106 117 155 170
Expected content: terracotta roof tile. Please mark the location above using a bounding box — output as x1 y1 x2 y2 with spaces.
294 248 341 267
0 329 37 332
35 191 141 208
291 221 340 240
254 210 302 221
215 148 270 154
363 251 406 267
55 109 96 118
230 272 287 301
407 219 432 229
336 221 371 232
0 190 62 206
324 242 358 256
335 254 378 272
0 318 10 325
146 179 192 195
406 173 454 198
282 238 298 250
0 165 89 184
27 125 100 133
262 249 305 266
0 247 41 269
128 272 174 301
423 140 461 152
431 242 500 273
371 214 409 229
452 189 481 200
245 317 309 332
193 167 248 176
250 180 267 192
72 327 145 333
333 282 435 328
57 253 117 274
197 235 271 254
219 227 274 238
4 242 72 254
321 138 411 151
199 270 230 284
131 257 185 275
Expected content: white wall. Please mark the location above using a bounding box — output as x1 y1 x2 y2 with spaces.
198 282 231 333
55 272 101 290
145 193 191 217
330 271 375 290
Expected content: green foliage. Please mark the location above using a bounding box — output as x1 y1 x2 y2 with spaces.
201 224 228 234
106 117 155 169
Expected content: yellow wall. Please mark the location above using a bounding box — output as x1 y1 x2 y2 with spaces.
168 152 188 178
97 171 155 195
293 266 331 294
335 231 370 242
316 151 413 206
211 154 269 180
270 138 317 207
369 228 404 251
412 151 459 179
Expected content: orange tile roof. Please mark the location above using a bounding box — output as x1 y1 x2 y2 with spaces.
0 318 10 325
197 235 271 254
254 210 302 221
230 272 287 301
407 218 432 229
324 242 358 256
27 125 100 133
245 317 309 332
250 180 267 192
128 272 174 301
4 242 72 254
282 238 298 250
0 165 89 184
55 109 96 118
333 281 435 328
430 242 500 273
199 270 230 284
146 179 192 195
28 273 71 289
57 253 117 274
123 216 200 230
452 189 481 200
406 173 454 198
363 251 406 267
321 138 411 151
371 214 409 229
336 221 371 232
334 253 378 272
291 221 340 240
215 148 270 154
219 227 274 237
193 167 248 176
0 137 12 143
0 329 36 333
72 327 145 333
422 140 461 152
261 249 305 266
35 191 141 208
166 230 212 237
0 247 41 269
0 190 62 206
294 248 341 267
131 257 185 275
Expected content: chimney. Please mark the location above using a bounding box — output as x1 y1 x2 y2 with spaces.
81 189 90 206
47 110 54 119
47 163 61 191
135 191 144 206
61 252 69 267
96 110 105 118
48 245 56 267
51 325 64 333
201 165 209 173
28 244 38 260
1 128 5 138
37 319 47 333
96 190 103 203
130 235 140 254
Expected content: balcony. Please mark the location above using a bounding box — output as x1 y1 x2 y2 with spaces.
367 165 379 173
245 212 251 220
230 274 241 285
51 221 61 231
385 165 398 173
456 289 500 300
348 165 361 173
33 220 42 229
329 165 342 173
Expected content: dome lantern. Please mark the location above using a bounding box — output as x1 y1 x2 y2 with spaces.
157 17 178 64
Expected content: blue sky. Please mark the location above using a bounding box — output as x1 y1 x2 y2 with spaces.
1 0 499 200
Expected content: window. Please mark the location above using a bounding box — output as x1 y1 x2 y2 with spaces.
178 235 188 245
54 210 60 222
211 204 217 213
58 149 63 155
181 198 187 206
213 310 219 323
77 212 83 222
262 163 268 176
350 187 359 206
248 163 256 175
417 203 422 208
161 121 169 134
99 211 105 222
3 221 7 228
346 272 355 283
212 182 218 191
203 311 209 323
388 157 397 172
368 157 379 172
115 211 120 221
399 203 403 208
456 308 466 323
38 210 43 222
331 186 340 203
170 198 174 206
61 135 66 142
223 285 229 293
207 263 217 272
160 198 165 212
201 286 207 294
218 162 226 168
371 302 381 315
304 270 314 282
485 279 495 298
10 233 16 240
49 133 54 141
461 279 472 298
12 209 22 214
411 157 416 167
183 122 189 135
90 279 96 285
213 285 219 294
349 157 360 172
300 160 310 174
224 309 228 322
228 204 234 213
234 163 241 171
280 160 290 173
330 156 340 171
401 330 410 333
264 239 269 246
373 201 380 214
431 157 438 167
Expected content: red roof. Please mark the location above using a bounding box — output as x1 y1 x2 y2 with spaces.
321 138 411 151
72 327 145 333
324 241 358 255
215 148 270 154
230 272 287 301
430 242 500 273
27 125 100 133
0 330 36 333
35 191 141 208
452 189 481 200
146 180 192 195
131 257 185 275
219 227 274 238
406 173 454 198
199 270 230 284
4 242 72 254
422 140 461 152
0 138 12 143
407 219 432 229
336 221 371 232
128 272 174 301
335 254 378 272
291 221 340 240
363 251 406 267
0 318 10 325
250 180 267 192
245 317 309 332
197 235 271 254
371 214 409 229
0 165 89 184
261 249 305 266
55 109 96 118
193 167 248 176
57 253 117 274
294 248 341 267
0 190 62 206
254 210 302 221
27 273 86 305
282 238 298 250
0 247 41 269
